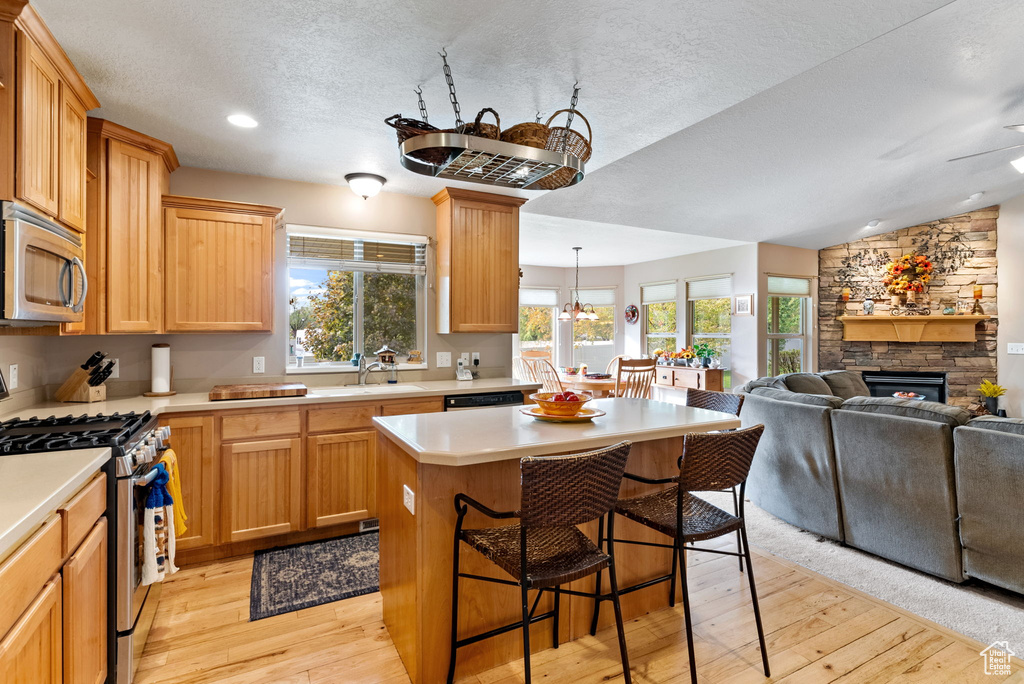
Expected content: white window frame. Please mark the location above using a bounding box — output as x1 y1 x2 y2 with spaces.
569 286 618 367
516 287 560 365
765 277 814 376
685 276 732 349
641 280 679 356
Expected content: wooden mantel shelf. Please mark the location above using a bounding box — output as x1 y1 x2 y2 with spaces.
838 315 989 343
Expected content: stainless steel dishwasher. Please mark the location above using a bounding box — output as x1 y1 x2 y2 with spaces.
443 391 525 411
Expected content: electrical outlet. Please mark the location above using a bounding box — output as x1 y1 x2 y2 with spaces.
108 359 119 379
8 364 17 390
436 351 451 368
253 356 265 374
403 484 415 515
471 352 480 366
1009 343 1024 355
460 352 470 367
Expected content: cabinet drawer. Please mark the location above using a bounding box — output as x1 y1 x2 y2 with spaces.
0 515 62 638
221 410 300 441
59 473 106 558
308 404 380 433
672 369 701 390
656 369 674 386
380 398 444 416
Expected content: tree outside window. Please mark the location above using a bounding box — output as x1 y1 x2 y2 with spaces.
689 296 732 387
767 295 807 375
644 301 677 356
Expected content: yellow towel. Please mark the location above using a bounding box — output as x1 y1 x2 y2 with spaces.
159 449 188 536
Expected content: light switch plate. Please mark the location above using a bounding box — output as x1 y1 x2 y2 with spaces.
253 356 265 373
437 352 451 368
8 364 17 390
403 485 415 515
1009 343 1024 355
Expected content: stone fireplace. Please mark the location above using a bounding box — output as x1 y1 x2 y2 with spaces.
818 207 998 406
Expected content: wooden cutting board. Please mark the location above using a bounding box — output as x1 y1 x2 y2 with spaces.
208 383 308 401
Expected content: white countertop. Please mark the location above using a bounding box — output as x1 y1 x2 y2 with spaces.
0 378 541 421
373 397 742 466
0 448 109 563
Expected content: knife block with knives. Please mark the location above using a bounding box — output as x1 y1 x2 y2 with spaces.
55 352 112 403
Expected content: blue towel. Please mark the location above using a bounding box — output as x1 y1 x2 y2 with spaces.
145 462 174 509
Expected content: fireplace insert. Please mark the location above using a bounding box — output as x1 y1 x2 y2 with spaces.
861 370 948 404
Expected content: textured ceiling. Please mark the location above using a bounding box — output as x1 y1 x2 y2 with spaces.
34 0 1023 264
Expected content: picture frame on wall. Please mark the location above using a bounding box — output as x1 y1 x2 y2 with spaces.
733 294 753 316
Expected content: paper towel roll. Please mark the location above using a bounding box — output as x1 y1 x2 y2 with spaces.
151 344 171 394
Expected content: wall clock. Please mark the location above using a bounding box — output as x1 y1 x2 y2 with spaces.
624 304 639 325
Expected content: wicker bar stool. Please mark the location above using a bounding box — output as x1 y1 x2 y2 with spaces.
684 388 746 570
447 441 634 684
590 425 768 684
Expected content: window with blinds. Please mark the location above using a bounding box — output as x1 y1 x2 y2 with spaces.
641 281 677 304
767 276 812 297
520 288 559 307
571 288 616 307
766 277 813 376
287 233 426 275
687 275 732 299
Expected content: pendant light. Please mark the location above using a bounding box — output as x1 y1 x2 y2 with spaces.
559 247 599 321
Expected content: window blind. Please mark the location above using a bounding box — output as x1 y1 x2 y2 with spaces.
520 288 559 307
641 281 677 304
572 288 616 307
767 276 812 297
287 234 426 276
687 276 732 300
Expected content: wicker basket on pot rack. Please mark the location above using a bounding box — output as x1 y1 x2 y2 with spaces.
384 114 453 166
461 108 501 139
536 108 592 189
500 115 550 149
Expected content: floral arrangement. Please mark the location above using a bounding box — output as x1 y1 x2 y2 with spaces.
692 342 719 359
978 380 1006 398
882 253 933 295
668 346 696 360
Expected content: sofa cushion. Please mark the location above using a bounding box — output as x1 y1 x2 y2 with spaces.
818 370 871 400
965 416 1024 436
750 387 844 409
735 376 788 394
839 396 970 427
781 373 834 396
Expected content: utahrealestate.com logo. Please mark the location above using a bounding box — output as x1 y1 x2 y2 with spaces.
981 641 1014 676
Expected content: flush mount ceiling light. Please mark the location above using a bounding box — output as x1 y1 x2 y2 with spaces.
345 173 387 200
865 219 881 229
967 192 985 202
558 247 599 322
227 113 258 128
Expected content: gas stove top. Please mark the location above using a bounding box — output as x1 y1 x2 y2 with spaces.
0 411 154 454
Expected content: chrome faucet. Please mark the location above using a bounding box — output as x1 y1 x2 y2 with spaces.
356 355 387 386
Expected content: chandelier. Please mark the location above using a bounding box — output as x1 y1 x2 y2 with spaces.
559 247 598 321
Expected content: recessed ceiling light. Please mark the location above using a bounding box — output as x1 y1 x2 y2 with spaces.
865 219 880 229
967 192 985 202
1012 155 1024 173
345 173 387 200
227 113 258 128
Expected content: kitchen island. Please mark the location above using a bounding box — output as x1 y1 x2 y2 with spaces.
373 397 741 684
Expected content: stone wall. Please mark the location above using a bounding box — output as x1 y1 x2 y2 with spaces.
818 207 998 406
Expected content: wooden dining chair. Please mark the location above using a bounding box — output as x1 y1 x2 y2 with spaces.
605 354 632 376
613 358 657 398
513 357 539 383
521 349 553 363
533 360 564 394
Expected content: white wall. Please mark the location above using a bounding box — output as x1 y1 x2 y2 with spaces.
996 195 1024 416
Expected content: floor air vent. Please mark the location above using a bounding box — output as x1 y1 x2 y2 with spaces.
360 518 380 533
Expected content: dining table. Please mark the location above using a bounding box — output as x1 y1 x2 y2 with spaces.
557 372 618 397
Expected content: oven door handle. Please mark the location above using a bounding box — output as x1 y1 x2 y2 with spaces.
70 256 87 313
132 467 161 488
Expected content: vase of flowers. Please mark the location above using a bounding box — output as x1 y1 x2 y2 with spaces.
978 379 1006 415
882 253 933 305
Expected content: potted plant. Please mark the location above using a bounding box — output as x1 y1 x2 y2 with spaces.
692 342 718 368
978 379 1006 415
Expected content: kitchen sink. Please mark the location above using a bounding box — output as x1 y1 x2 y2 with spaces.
308 384 426 397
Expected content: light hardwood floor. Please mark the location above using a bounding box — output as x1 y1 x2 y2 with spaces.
136 538 1024 684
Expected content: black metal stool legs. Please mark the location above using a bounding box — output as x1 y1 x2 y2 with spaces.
589 515 605 636
447 531 461 684
605 513 633 684
741 523 770 677
676 539 699 684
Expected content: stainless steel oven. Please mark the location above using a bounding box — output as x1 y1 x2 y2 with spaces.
1 201 86 324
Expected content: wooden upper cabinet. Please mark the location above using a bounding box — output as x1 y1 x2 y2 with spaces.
433 188 525 334
16 32 59 216
7 8 99 231
163 196 282 333
106 139 165 332
58 84 87 231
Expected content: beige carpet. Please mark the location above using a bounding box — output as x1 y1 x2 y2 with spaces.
700 491 1024 654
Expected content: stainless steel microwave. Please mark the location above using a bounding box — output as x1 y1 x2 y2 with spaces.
1 201 86 325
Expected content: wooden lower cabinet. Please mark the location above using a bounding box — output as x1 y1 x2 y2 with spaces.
307 431 376 528
0 575 62 684
222 438 303 543
62 519 106 684
161 415 217 550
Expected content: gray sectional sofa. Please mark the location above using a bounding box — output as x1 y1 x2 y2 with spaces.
736 371 1024 591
